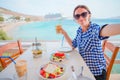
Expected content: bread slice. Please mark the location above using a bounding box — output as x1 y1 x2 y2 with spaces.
44 63 58 73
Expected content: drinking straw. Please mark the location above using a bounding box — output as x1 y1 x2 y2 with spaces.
58 18 64 47
0 56 16 64
61 35 64 47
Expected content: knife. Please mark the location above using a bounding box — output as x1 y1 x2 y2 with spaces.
71 66 77 80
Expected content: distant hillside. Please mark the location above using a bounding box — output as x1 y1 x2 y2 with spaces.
44 13 62 19
0 7 43 21
110 16 120 19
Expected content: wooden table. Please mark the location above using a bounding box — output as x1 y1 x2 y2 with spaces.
0 41 95 80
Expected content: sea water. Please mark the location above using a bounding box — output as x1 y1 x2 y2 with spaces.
9 19 120 40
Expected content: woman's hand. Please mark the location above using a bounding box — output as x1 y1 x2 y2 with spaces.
100 24 120 37
55 25 74 48
56 25 67 35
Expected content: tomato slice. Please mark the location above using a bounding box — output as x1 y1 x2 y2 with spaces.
49 73 56 78
40 69 45 75
54 52 65 57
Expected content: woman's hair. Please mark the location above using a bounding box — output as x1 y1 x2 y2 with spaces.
73 5 91 16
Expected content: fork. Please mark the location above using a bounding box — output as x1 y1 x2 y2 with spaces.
78 66 84 78
71 66 77 80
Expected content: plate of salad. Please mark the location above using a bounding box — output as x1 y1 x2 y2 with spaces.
38 62 65 79
50 52 66 62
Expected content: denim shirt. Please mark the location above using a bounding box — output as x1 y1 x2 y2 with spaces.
72 23 108 76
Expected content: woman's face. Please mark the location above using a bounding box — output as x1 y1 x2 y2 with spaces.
74 8 91 27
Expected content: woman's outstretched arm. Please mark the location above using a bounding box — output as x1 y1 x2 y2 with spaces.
100 24 120 37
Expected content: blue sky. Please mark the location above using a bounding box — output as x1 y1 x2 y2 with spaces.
0 0 120 18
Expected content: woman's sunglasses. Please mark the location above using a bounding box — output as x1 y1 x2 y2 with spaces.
74 12 88 20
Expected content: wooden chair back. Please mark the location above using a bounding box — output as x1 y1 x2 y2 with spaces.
102 40 119 80
0 40 23 68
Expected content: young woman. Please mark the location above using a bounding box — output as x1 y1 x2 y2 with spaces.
58 5 120 80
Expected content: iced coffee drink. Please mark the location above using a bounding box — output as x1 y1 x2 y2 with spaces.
15 60 27 77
